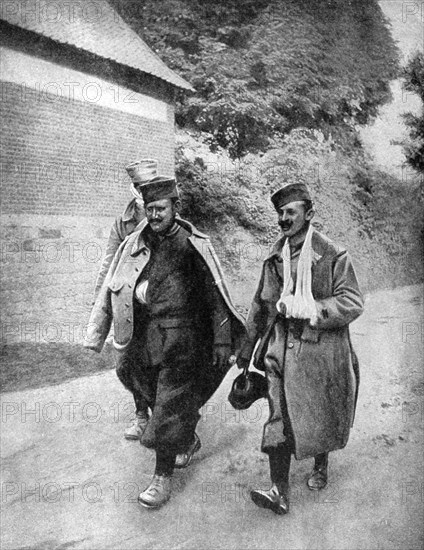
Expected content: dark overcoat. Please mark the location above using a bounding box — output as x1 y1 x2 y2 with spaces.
239 229 364 460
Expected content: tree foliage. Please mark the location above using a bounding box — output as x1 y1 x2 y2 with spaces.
402 52 424 174
175 144 273 234
111 0 399 158
108 0 422 288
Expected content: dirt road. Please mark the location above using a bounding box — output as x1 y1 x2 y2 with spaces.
1 284 422 550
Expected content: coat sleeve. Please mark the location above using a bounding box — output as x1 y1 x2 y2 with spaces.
239 264 268 361
93 219 125 301
311 250 364 330
84 242 124 352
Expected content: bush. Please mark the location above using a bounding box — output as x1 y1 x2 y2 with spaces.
402 52 424 174
175 144 274 236
176 129 423 290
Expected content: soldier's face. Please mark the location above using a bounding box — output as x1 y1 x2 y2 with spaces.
277 200 313 238
145 198 178 234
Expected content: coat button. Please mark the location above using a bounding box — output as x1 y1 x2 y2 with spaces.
126 318 131 323
287 342 294 349
135 267 139 272
125 303 129 307
128 284 132 288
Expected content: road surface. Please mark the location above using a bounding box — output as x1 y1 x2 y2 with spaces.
1 284 423 550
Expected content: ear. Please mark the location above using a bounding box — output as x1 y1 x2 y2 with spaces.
173 199 182 213
305 208 315 222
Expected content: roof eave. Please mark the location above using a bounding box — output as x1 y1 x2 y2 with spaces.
0 19 195 94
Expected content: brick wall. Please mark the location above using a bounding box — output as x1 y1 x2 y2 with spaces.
0 81 175 217
1 71 176 344
1 213 113 345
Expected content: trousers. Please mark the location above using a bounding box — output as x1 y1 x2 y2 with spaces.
115 319 202 454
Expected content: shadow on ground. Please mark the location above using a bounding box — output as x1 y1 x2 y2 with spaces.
0 342 115 392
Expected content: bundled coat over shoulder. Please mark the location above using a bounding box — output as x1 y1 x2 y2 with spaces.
85 218 245 354
239 229 364 460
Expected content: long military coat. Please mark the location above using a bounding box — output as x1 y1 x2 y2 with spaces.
240 229 364 460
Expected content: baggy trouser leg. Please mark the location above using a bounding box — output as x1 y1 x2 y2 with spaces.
140 365 200 455
115 342 152 410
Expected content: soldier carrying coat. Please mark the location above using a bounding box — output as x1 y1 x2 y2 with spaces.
237 182 364 515
85 160 245 508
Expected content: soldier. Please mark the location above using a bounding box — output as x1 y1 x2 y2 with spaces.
237 183 364 515
85 161 245 508
93 160 154 441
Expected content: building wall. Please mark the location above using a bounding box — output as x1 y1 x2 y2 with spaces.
0 47 176 344
1 213 114 346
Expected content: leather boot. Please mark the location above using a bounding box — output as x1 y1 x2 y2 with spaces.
251 484 289 515
124 409 150 440
307 452 328 490
175 433 201 469
138 474 172 508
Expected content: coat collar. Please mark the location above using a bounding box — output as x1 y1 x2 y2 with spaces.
121 198 139 222
130 217 209 256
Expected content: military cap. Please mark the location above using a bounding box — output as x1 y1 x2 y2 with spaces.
126 159 178 204
126 159 158 186
138 176 179 204
271 183 311 209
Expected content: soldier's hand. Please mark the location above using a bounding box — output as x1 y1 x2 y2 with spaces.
213 344 231 371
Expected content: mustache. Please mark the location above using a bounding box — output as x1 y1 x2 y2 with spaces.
279 221 292 230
